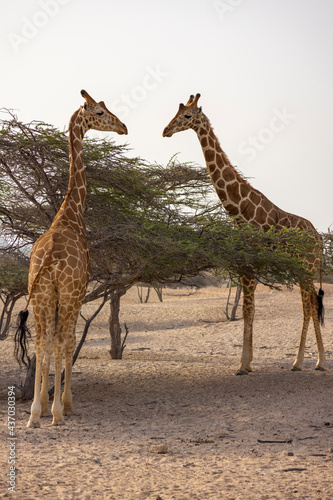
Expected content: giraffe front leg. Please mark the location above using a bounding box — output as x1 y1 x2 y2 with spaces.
292 288 311 371
51 342 65 426
236 277 255 375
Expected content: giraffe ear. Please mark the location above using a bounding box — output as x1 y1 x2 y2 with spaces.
81 89 96 106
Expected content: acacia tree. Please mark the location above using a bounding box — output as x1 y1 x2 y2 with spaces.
0 111 323 372
0 249 28 339
0 111 221 361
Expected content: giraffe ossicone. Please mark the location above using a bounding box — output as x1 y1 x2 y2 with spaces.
15 90 127 428
163 93 325 374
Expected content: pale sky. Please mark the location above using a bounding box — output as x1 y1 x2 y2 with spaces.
2 0 333 231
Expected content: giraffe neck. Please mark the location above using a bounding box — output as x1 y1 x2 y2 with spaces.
51 109 88 237
195 113 267 225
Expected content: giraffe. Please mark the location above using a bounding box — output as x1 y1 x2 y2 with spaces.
163 93 325 374
15 90 127 427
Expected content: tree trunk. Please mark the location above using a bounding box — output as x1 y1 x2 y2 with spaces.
0 292 25 340
19 354 36 400
153 282 163 302
230 284 242 321
225 281 242 321
137 285 151 303
109 287 127 359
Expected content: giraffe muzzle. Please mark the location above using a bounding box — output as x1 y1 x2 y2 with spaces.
120 123 128 135
162 126 172 137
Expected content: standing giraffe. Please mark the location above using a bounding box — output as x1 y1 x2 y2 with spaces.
15 90 127 427
163 93 325 374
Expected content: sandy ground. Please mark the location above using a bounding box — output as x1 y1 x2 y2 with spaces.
1 283 333 499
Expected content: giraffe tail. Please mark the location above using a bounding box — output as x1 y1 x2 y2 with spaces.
317 288 325 327
14 309 31 367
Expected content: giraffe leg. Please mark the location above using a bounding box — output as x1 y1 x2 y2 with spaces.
62 349 73 415
310 290 326 371
51 340 65 426
40 352 51 416
62 311 80 415
27 290 57 427
292 287 311 371
27 344 43 428
237 277 255 375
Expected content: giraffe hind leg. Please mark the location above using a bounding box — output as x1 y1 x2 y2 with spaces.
62 308 81 415
51 302 81 424
311 290 326 370
292 287 312 371
51 339 65 426
27 344 43 428
40 351 51 416
62 349 74 415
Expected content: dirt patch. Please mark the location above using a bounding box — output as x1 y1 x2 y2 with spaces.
1 284 333 499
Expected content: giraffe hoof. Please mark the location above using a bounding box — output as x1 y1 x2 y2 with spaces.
27 419 41 428
291 366 302 372
236 369 249 376
314 365 325 371
51 418 65 426
63 407 73 416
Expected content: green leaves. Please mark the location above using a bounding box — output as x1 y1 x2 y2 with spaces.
0 109 327 297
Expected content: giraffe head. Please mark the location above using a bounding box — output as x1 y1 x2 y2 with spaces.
163 93 202 137
80 90 128 135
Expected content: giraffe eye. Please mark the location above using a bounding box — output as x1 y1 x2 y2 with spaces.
96 111 104 116
184 114 191 119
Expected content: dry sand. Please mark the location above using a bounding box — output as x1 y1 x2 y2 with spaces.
1 284 333 499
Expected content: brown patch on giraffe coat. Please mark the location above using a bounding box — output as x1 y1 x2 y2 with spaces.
255 206 267 225
227 182 241 204
223 167 236 183
216 154 224 169
210 168 221 183
249 191 261 205
240 183 251 198
221 151 230 165
260 197 273 213
64 207 76 224
205 149 215 163
73 125 81 137
224 203 240 216
240 200 256 219
200 136 208 148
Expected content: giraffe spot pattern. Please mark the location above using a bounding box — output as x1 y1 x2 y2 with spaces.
204 149 215 163
163 102 325 375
